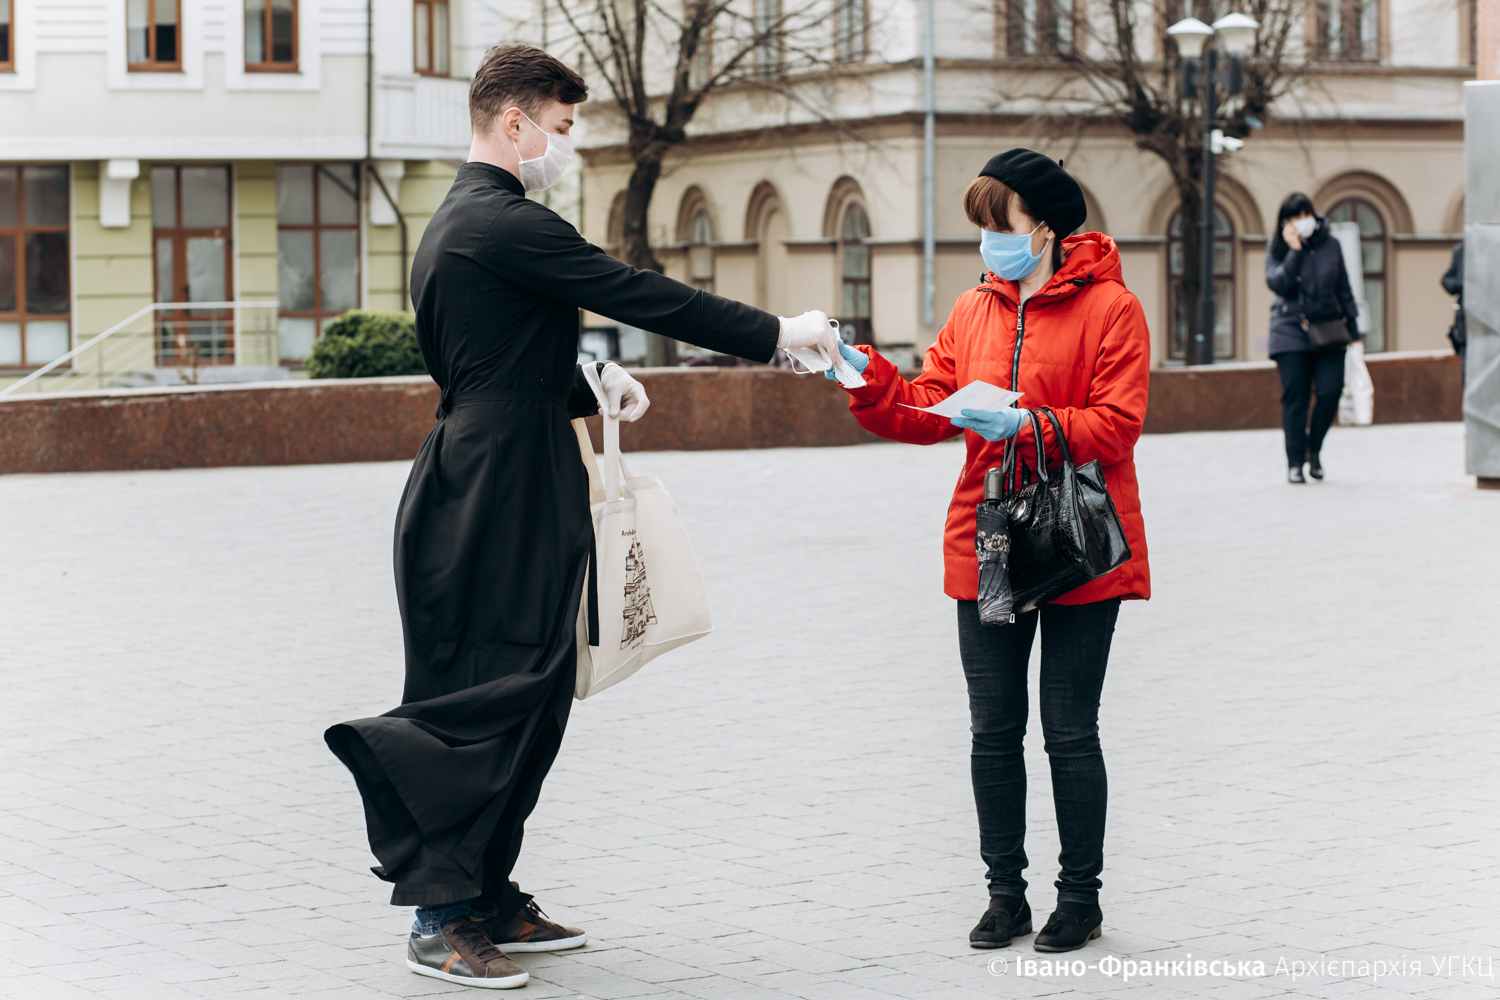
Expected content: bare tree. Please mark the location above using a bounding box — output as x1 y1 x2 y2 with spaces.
554 0 843 364
1033 0 1305 353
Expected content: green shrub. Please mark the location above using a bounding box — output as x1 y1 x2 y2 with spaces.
305 311 427 379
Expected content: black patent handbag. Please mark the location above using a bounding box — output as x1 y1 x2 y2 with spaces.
991 407 1131 614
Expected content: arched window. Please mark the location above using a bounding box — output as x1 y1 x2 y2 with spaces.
1167 206 1234 361
839 203 872 345
1326 198 1386 352
688 209 715 293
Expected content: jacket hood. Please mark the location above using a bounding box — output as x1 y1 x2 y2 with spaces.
983 231 1124 302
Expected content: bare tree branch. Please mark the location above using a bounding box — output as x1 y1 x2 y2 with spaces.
1000 0 1312 356
551 0 859 363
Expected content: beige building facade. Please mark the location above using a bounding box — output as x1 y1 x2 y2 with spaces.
575 1 1476 368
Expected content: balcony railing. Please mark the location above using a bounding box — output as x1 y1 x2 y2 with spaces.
375 74 471 159
0 301 279 399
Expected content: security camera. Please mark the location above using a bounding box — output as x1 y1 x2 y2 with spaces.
1210 129 1245 154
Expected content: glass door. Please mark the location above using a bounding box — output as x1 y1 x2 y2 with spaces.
151 165 234 367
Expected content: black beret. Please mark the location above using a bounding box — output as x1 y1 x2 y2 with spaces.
978 148 1087 237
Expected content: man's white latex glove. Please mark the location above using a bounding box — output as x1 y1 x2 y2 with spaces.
778 310 842 366
599 362 650 422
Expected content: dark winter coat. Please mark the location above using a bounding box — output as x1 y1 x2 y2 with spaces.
1443 242 1465 353
1264 216 1361 356
324 162 779 909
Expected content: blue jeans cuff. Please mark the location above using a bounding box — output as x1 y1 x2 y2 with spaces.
412 901 507 935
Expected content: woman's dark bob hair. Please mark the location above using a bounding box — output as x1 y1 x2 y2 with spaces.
1271 191 1318 254
1276 192 1316 226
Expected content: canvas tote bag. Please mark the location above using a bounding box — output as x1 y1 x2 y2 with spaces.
569 365 713 699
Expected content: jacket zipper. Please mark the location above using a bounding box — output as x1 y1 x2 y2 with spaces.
1011 298 1028 391
1004 298 1029 493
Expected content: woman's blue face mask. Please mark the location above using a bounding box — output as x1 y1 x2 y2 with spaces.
981 224 1049 281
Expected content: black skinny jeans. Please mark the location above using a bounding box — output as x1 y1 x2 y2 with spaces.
1273 349 1345 468
957 598 1120 906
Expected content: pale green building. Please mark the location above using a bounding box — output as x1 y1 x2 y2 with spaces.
0 0 500 388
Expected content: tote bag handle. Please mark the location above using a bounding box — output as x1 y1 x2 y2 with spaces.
580 363 635 500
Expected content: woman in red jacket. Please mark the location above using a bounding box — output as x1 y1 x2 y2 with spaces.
827 150 1150 953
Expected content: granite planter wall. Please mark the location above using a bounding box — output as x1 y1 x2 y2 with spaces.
0 351 1461 475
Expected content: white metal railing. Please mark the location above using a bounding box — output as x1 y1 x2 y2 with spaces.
0 301 279 399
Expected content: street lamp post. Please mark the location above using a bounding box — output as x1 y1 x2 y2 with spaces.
1168 13 1259 366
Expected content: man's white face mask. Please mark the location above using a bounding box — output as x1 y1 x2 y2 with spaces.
510 109 574 192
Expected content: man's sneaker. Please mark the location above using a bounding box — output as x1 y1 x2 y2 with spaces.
1033 903 1103 953
407 920 529 989
969 896 1033 949
477 898 588 953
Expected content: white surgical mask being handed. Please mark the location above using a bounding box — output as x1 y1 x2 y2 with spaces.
1291 216 1317 239
509 109 574 192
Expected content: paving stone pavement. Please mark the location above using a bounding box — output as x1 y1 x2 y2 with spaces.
2 421 1498 1000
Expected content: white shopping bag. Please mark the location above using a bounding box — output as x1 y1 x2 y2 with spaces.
1339 340 1374 426
570 365 713 699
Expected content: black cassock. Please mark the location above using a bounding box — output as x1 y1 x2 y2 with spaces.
325 162 777 910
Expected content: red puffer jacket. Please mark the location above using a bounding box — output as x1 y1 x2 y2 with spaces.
845 232 1150 605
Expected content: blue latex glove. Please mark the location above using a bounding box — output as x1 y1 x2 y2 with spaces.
822 339 871 380
951 407 1027 441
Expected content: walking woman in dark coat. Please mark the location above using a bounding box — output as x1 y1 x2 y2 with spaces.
1265 192 1362 483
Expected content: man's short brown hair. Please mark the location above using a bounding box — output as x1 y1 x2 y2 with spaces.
469 44 588 134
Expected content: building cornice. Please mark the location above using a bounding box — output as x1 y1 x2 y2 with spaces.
918 56 1477 80
578 54 1470 162
0 136 372 161
578 110 1463 166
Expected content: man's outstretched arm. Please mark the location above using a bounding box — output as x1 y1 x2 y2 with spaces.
486 202 780 363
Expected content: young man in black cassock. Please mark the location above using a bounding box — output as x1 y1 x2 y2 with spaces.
324 44 844 989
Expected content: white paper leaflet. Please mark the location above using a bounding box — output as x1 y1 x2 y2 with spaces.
900 380 1023 418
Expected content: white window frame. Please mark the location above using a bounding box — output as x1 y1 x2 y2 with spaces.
0 0 35 91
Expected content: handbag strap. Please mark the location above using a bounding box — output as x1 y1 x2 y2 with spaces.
1025 408 1047 484
999 408 1049 498
1033 406 1073 468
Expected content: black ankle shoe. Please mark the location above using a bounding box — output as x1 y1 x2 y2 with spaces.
1288 465 1307 484
1307 452 1323 480
969 896 1032 949
1033 903 1102 952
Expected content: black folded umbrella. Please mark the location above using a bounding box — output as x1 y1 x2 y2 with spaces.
976 467 1014 626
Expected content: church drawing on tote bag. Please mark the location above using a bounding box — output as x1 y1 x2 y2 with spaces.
621 538 657 649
